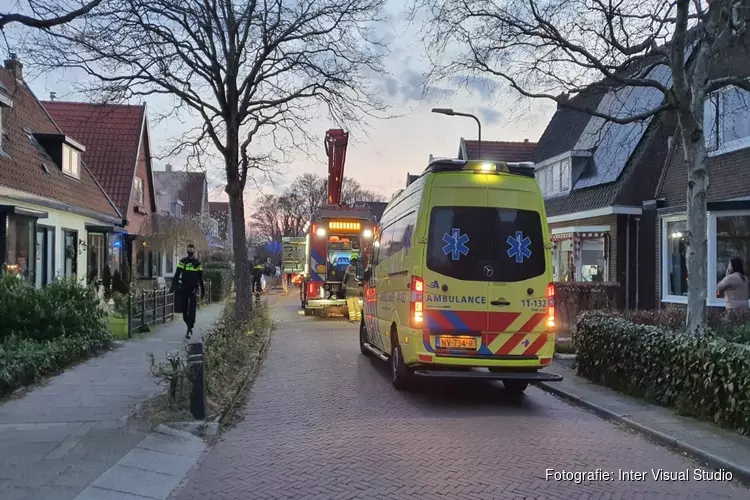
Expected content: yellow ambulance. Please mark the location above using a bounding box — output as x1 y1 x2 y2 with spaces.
360 158 563 392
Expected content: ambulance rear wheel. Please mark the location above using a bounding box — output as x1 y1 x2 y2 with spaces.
359 321 369 356
503 380 528 394
391 343 413 391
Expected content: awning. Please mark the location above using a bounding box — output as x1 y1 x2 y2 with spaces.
577 231 608 239
85 224 114 232
0 205 48 219
551 233 573 242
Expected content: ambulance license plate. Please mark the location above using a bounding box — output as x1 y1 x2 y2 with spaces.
436 336 477 350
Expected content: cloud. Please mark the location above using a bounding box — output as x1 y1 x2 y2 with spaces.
451 75 500 102
476 107 503 125
375 68 455 104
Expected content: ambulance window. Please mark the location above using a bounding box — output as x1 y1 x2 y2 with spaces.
426 206 546 282
378 224 395 261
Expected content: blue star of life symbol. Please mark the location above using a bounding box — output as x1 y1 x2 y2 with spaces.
403 224 414 255
523 339 530 347
507 231 532 263
442 228 470 261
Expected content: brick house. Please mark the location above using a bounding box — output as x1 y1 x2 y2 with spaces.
0 56 123 286
532 77 677 309
649 34 750 310
43 100 160 281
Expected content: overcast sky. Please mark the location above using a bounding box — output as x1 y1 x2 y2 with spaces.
19 1 554 204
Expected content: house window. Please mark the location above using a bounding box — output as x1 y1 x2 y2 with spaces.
544 165 553 194
87 232 107 284
553 238 574 282
134 177 144 205
166 248 174 274
63 230 78 278
3 215 35 279
580 237 607 282
108 233 124 275
712 214 750 301
62 144 81 178
560 160 571 191
704 84 750 154
35 226 55 287
0 107 4 153
663 219 688 298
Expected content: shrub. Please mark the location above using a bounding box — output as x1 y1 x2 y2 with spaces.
203 263 232 301
0 275 108 343
576 311 750 435
554 282 619 332
624 306 750 344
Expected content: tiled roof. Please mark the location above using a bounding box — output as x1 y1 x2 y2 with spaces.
42 100 146 215
544 183 618 217
463 140 537 162
178 172 206 215
0 69 120 220
533 90 606 163
154 169 206 216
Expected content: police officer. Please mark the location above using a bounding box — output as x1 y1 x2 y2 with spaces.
170 243 205 339
343 254 361 323
252 259 264 296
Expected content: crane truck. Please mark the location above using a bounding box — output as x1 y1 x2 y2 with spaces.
300 129 376 317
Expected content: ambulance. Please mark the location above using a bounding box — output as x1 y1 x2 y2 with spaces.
360 158 563 392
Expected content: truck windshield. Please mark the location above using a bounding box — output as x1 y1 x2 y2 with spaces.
326 236 361 282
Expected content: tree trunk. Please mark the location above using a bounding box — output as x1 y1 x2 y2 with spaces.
225 137 251 319
684 130 709 335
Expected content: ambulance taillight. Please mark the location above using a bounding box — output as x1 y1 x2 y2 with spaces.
546 283 556 329
410 276 425 328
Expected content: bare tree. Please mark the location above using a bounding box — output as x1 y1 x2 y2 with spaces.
30 0 388 317
249 173 385 243
0 0 103 30
416 0 750 333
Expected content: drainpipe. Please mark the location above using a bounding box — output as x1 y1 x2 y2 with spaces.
625 215 631 310
635 217 641 310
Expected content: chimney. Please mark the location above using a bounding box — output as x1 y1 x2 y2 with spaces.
49 92 57 101
165 163 172 172
524 138 529 143
556 92 569 109
4 54 23 80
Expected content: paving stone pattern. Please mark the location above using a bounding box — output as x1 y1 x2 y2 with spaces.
0 302 223 500
173 297 750 500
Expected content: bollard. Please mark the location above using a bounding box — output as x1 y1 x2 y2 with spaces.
187 341 206 420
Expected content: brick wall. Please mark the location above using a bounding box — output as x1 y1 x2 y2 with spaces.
126 129 154 236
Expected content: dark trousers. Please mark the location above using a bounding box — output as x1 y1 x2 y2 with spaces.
181 288 197 329
253 278 262 294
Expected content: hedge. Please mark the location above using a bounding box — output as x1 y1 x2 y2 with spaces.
0 275 112 396
203 262 233 302
554 282 619 332
576 311 750 435
625 306 750 343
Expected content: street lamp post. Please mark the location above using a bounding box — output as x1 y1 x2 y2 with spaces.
431 108 482 158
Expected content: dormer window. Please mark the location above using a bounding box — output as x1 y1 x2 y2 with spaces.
536 157 572 197
62 144 81 178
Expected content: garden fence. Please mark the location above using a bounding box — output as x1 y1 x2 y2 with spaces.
126 280 212 337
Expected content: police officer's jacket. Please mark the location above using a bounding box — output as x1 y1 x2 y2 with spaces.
171 256 205 295
252 264 264 281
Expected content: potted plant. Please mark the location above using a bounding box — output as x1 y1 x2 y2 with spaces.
108 291 130 339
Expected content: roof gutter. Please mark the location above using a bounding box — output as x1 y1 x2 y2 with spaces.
546 205 642 224
0 186 123 225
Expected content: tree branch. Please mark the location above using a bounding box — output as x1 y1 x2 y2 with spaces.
0 0 103 30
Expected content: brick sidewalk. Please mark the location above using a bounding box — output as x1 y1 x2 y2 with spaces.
539 361 750 482
0 302 224 500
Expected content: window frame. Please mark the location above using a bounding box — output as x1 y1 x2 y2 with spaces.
705 83 750 157
134 176 145 206
660 215 689 304
707 210 750 307
35 224 56 287
61 144 81 179
62 228 78 279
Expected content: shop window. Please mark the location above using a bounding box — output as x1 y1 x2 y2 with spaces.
714 215 750 299
553 238 574 282
87 233 107 284
580 238 607 282
63 229 78 278
35 226 55 287
664 220 687 297
4 215 35 279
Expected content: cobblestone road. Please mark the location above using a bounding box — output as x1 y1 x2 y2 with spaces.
173 297 749 499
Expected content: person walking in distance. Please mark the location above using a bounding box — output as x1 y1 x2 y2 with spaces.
170 244 205 339
344 254 362 323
